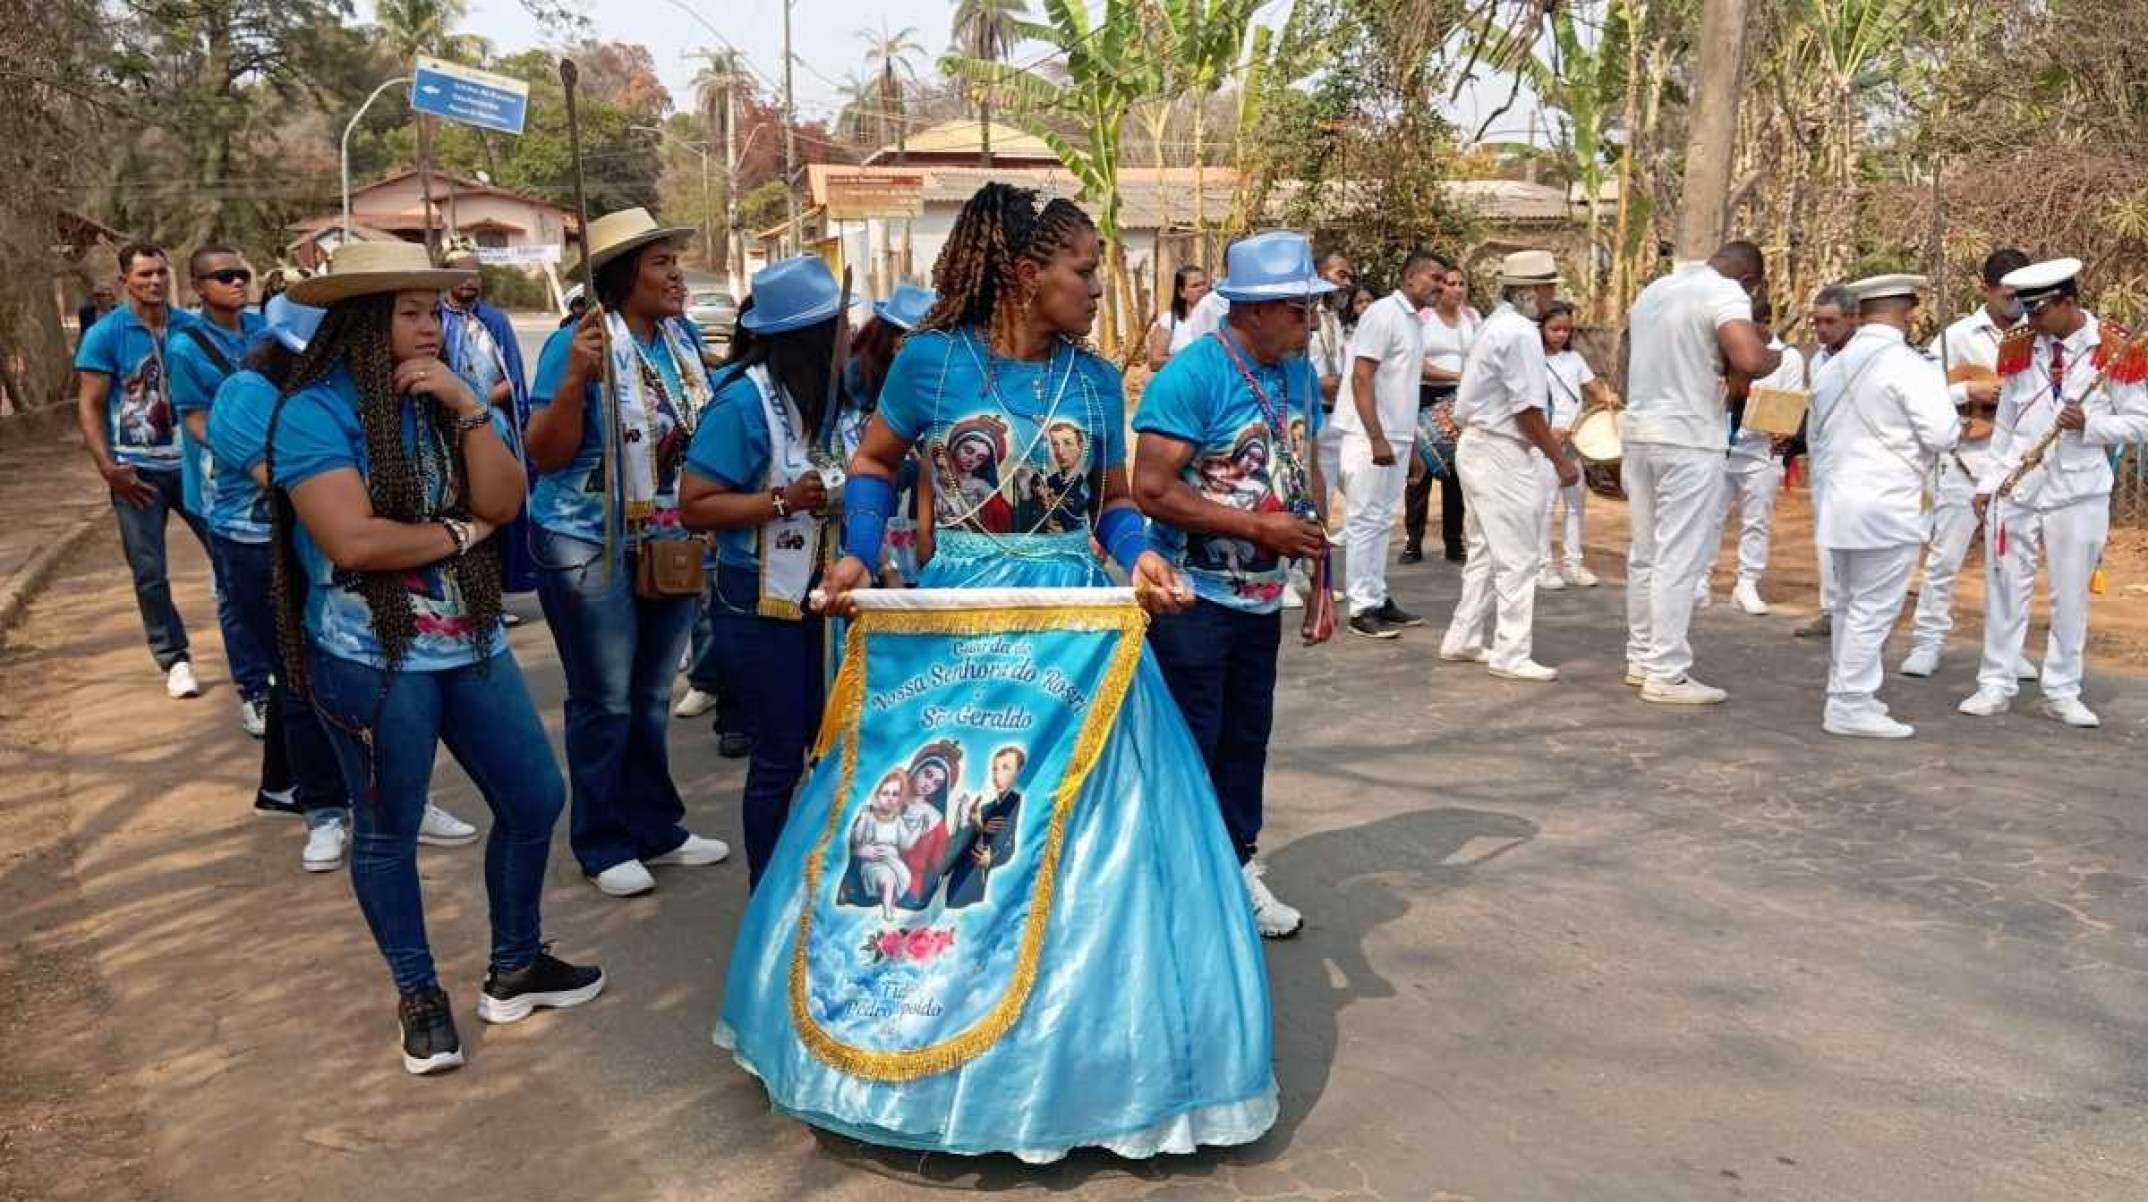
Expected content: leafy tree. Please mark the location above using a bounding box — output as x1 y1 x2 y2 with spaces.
950 0 1031 166
859 21 925 156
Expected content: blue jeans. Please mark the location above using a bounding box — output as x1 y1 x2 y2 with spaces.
1147 599 1281 864
210 535 349 825
533 530 697 875
110 466 212 671
308 646 565 995
686 566 745 735
710 563 823 886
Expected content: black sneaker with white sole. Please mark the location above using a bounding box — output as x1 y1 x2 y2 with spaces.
1347 613 1399 640
254 788 304 818
398 986 465 1076
1375 599 1426 627
477 950 606 1024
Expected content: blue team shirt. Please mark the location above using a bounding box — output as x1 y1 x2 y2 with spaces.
200 369 280 544
1133 332 1323 614
74 306 201 470
270 367 512 671
169 311 266 517
528 317 704 546
875 328 1126 537
682 367 781 571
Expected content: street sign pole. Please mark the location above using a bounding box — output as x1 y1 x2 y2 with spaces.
343 76 413 241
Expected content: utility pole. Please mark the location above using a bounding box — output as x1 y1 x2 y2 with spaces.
1524 108 1540 185
782 0 801 255
1673 0 1746 260
725 80 744 296
891 24 912 286
417 113 438 260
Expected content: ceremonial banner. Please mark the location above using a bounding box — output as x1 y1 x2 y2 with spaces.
791 589 1144 1081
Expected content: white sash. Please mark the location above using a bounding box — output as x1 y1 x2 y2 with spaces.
604 315 717 518
751 364 823 618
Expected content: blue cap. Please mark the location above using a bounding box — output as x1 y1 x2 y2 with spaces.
1213 231 1338 304
873 283 938 332
740 255 843 334
264 293 326 354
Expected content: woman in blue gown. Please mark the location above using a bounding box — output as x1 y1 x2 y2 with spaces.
714 183 1278 1162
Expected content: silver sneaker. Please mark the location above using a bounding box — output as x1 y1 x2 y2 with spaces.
1242 861 1302 939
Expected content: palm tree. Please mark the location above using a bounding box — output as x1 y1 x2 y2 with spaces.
691 48 751 276
950 0 1030 166
858 21 926 159
375 0 484 62
834 71 882 146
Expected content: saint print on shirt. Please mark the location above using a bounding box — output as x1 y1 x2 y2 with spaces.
928 411 1102 537
932 414 1014 532
115 355 174 452
1185 421 1289 604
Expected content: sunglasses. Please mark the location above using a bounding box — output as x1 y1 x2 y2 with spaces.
197 268 252 286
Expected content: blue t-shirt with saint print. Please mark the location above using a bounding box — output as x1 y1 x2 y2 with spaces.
169 311 266 518
200 369 280 544
75 306 200 471
528 317 704 546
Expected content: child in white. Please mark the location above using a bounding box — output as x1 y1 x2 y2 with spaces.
1536 302 1610 589
851 771 921 922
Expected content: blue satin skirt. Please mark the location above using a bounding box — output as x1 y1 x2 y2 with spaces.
716 531 1278 1161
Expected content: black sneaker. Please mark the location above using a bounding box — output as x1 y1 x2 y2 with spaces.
254 788 304 819
398 987 465 1076
717 730 752 759
1444 548 1467 563
477 950 606 1025
1398 546 1424 565
1375 599 1427 628
1347 613 1400 640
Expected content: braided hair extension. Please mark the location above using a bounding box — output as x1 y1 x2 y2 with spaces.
267 293 504 702
919 184 1098 349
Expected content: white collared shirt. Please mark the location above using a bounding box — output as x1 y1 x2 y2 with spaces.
1452 303 1550 441
1980 311 2148 509
1624 263 1754 452
1925 306 2012 490
1333 291 1427 445
1810 324 1960 550
1730 338 1804 461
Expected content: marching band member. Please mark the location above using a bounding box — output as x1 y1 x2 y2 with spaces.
1437 250 1572 681
1704 295 1803 616
1958 258 2148 728
1808 274 1959 738
1791 285 1859 639
1900 248 2034 679
1621 241 1781 703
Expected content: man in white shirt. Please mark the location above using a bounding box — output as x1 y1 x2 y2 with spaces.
1182 286 1230 344
1791 286 1860 638
1307 252 1357 544
1959 258 2148 728
1808 274 1961 738
1438 250 1577 680
1706 294 1804 616
1901 247 2032 679
1335 249 1443 638
1621 241 1783 703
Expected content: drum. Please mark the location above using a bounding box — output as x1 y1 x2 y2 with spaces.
1570 407 1624 465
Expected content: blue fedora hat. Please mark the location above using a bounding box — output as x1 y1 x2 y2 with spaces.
741 255 843 335
264 293 326 354
874 283 938 331
1213 231 1338 304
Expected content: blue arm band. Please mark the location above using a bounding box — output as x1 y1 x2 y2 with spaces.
1097 505 1149 574
842 473 896 564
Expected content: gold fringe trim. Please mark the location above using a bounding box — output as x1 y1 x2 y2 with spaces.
786 600 1148 1082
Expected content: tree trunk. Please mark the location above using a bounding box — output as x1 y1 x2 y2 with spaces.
1608 19 1657 321
1674 0 1748 260
1192 98 1208 269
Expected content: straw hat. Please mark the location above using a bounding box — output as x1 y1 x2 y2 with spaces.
1497 249 1563 287
287 240 473 306
581 207 696 274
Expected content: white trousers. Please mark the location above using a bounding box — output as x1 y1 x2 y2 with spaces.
1825 543 1919 720
1623 443 1727 683
1710 457 1783 587
1907 497 1980 654
1339 434 1410 616
1538 452 1587 572
1318 416 1347 540
1445 433 1547 669
1978 496 2107 701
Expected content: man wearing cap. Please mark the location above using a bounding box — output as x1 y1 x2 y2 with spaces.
1437 250 1576 681
1899 247 2032 679
1136 230 1333 938
1959 258 2148 728
1334 249 1444 639
1621 240 1782 703
1807 274 1960 738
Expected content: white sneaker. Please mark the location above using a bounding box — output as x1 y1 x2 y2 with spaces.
1489 659 1559 683
594 859 656 897
1242 861 1302 938
238 696 268 738
1537 570 1567 592
1957 689 2010 717
1824 710 1915 739
302 820 348 873
672 688 719 720
1438 643 1489 664
1623 667 1647 687
2041 697 2101 728
1564 564 1600 588
417 803 479 848
1900 646 1940 678
2015 657 2040 681
166 661 201 699
1641 674 1728 705
1733 580 1769 616
648 833 730 867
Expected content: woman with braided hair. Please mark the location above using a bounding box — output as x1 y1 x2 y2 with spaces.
713 183 1278 1161
271 243 602 1077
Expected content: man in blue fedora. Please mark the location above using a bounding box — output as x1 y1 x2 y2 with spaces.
1134 230 1334 938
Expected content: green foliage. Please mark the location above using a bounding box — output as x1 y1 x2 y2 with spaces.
477 264 551 309
739 179 790 234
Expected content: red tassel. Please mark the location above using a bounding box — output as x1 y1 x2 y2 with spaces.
2111 331 2148 385
1996 326 2036 377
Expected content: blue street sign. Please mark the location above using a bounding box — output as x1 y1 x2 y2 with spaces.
411 55 530 137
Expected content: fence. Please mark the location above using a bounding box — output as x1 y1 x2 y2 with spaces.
2115 445 2148 527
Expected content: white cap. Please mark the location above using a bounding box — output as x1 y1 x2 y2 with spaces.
1847 272 1926 304
2000 257 2083 308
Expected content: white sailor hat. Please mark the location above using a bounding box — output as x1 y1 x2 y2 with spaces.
1847 272 1926 304
1999 257 2083 310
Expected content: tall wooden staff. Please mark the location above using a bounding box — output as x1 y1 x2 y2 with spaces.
560 57 626 581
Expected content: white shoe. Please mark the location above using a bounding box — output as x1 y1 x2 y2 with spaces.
1733 580 1769 616
2041 697 2101 728
417 803 479 848
238 696 268 738
1900 646 1940 678
1489 659 1558 683
1623 667 1647 687
302 820 348 872
1536 570 1567 592
166 661 201 699
1824 710 1915 739
594 859 656 897
648 833 730 867
672 688 719 719
1242 861 1302 939
1564 564 1600 588
1641 674 1728 705
1438 643 1489 664
2015 657 2040 681
1281 582 1306 610
1957 689 2010 717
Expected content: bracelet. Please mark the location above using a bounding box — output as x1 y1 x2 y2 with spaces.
770 489 790 520
437 517 471 557
450 409 491 435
